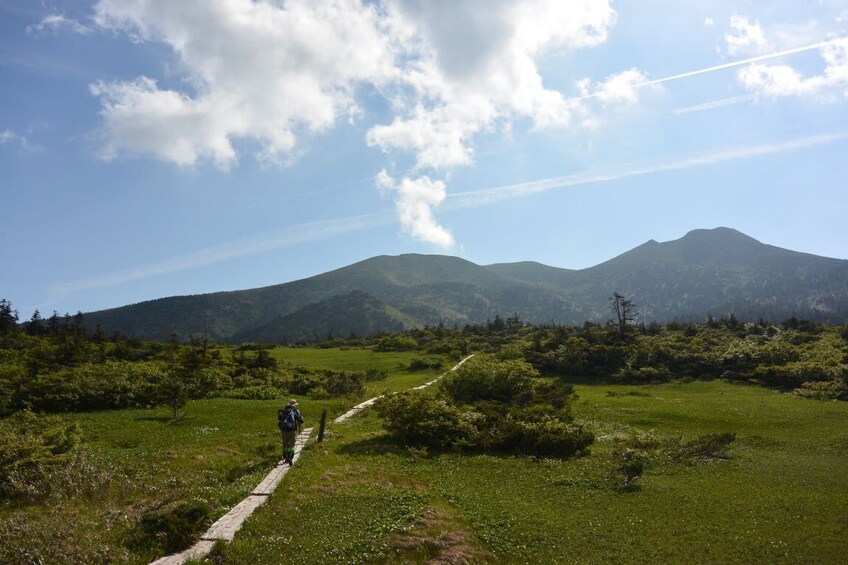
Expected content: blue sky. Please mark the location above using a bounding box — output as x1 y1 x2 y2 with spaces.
2 0 847 319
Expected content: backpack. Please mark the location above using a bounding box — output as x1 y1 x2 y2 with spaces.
279 408 298 431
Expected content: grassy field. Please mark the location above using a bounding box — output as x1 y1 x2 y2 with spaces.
3 346 847 564
269 346 451 395
213 380 848 564
0 347 437 564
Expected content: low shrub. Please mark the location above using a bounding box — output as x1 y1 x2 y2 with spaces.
493 416 594 458
672 432 736 462
374 392 473 450
794 380 848 400
407 356 443 371
137 501 212 553
289 368 365 398
613 448 646 492
440 357 537 404
0 410 82 500
217 385 283 400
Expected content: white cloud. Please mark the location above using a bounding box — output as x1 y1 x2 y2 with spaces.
377 171 454 248
86 0 635 246
737 40 848 99
704 17 714 28
366 0 618 169
725 15 768 56
90 0 396 167
0 129 39 152
27 14 92 36
592 69 651 104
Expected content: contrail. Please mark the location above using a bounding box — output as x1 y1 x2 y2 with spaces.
571 37 848 102
445 131 848 209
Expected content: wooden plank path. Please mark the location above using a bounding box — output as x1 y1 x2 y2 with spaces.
332 354 474 424
150 354 474 564
149 427 312 565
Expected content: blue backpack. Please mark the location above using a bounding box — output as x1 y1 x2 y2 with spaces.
279 408 298 431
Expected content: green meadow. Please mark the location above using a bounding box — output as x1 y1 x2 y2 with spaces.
0 347 437 564
2 344 847 564
213 379 848 564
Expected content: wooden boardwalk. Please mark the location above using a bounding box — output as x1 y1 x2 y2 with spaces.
332 354 474 424
149 354 474 564
149 427 313 565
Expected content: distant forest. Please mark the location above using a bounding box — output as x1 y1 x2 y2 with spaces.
2 298 846 421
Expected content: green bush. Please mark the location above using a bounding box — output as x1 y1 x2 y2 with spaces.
751 362 840 389
794 380 848 400
137 501 212 553
440 357 537 404
289 368 365 398
374 392 473 450
672 432 736 462
492 416 594 458
374 335 418 352
0 410 81 500
217 385 283 400
407 356 443 371
614 365 672 384
613 448 646 491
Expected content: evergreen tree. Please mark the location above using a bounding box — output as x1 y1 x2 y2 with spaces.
26 310 44 336
0 299 18 334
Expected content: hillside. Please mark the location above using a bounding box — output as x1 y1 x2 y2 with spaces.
83 227 848 341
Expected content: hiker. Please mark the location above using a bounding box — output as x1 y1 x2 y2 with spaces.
278 399 304 466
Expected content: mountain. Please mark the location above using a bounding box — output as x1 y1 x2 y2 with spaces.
83 228 848 341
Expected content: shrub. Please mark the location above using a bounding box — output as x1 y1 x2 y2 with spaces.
614 365 672 384
407 356 443 371
289 368 365 398
0 410 81 500
613 448 645 491
137 501 212 553
374 392 473 450
751 362 840 389
217 385 283 400
794 380 848 400
672 432 736 462
440 357 537 404
494 416 594 458
374 335 418 352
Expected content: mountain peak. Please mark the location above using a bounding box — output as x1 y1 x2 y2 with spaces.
679 227 761 245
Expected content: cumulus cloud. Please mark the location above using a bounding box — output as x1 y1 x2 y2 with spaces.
366 0 617 169
737 39 848 99
85 0 637 245
376 170 454 248
592 69 651 104
90 0 395 167
27 14 92 36
725 15 768 56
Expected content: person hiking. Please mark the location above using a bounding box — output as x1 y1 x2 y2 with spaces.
278 399 304 466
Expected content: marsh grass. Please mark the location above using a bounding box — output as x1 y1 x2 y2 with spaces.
214 380 848 564
0 347 431 564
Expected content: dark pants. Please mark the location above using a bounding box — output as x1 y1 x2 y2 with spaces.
282 429 297 461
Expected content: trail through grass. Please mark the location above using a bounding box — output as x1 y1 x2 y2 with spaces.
215 380 848 564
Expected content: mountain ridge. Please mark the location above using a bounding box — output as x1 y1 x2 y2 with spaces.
83 227 848 341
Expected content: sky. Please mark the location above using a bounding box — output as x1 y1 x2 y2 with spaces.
2 0 848 319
